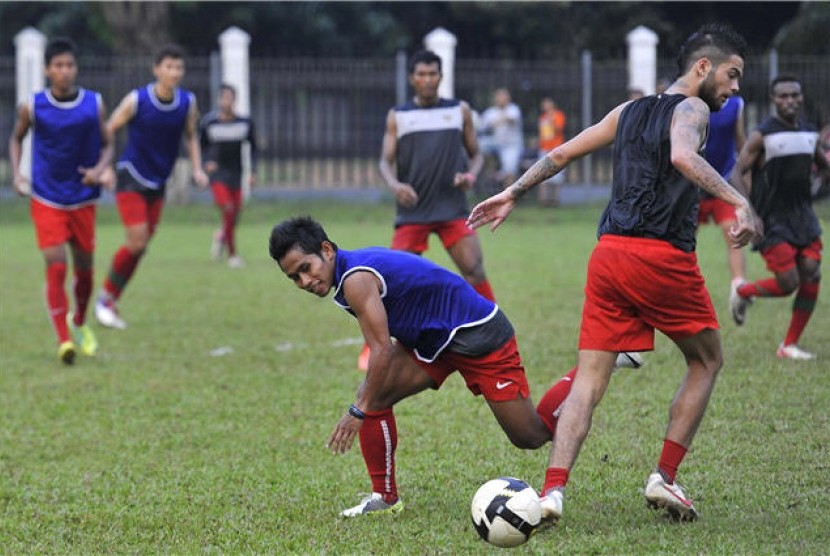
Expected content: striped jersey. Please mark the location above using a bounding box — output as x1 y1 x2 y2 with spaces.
597 94 700 252
199 111 257 188
332 247 498 363
30 88 103 209
116 84 193 190
750 116 820 250
393 98 470 225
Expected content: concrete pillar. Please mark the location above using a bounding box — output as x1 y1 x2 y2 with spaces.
424 27 457 99
14 27 47 194
581 50 593 185
218 26 252 199
626 26 659 96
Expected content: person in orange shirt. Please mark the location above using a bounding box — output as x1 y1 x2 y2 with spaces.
537 97 566 205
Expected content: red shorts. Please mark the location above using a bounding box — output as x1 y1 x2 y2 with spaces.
116 191 164 234
698 197 736 225
391 219 475 253
30 199 96 252
211 182 242 208
411 336 530 402
579 235 719 351
761 239 822 273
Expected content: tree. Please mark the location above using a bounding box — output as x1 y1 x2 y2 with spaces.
98 2 172 56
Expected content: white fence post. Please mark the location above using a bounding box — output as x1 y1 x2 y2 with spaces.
218 26 252 199
14 27 47 194
627 26 659 96
424 27 457 99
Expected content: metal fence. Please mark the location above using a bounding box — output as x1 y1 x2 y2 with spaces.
2 52 828 192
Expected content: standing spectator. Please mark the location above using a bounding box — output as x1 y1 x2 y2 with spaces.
200 83 257 269
468 23 759 522
537 97 567 206
480 88 524 185
730 75 830 360
8 37 113 364
95 44 208 330
702 94 747 298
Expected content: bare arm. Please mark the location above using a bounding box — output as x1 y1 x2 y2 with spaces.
670 97 760 247
185 99 208 188
8 102 32 196
454 101 483 190
106 91 137 137
378 108 418 207
79 95 115 188
734 99 747 153
730 130 764 196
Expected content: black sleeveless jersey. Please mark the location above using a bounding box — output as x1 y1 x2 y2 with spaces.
597 94 700 252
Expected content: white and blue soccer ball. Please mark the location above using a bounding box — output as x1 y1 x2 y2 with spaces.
471 476 542 548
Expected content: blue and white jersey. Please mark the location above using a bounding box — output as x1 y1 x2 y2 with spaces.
116 84 193 190
393 98 470 225
30 88 103 208
332 248 498 363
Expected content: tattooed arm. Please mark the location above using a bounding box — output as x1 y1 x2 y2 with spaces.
670 97 761 247
468 102 627 231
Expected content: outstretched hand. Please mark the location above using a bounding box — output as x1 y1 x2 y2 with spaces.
326 412 363 455
466 190 516 231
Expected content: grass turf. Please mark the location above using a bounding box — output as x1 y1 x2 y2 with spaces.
1 198 828 554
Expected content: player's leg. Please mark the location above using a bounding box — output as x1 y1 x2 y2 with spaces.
732 242 799 326
225 186 244 267
210 182 227 261
779 247 821 359
717 218 746 284
67 235 98 357
442 224 496 301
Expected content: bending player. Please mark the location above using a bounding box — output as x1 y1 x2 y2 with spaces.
269 216 577 517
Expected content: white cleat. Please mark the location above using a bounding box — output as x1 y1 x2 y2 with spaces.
776 343 816 361
729 280 752 326
95 297 127 330
227 255 245 269
615 351 644 369
539 489 563 524
644 472 698 521
340 493 403 517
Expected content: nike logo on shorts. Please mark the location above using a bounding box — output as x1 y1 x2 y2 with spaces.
496 381 513 390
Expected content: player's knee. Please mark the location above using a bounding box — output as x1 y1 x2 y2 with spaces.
507 430 548 450
778 275 800 294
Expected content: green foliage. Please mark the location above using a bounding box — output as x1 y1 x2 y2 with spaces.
1 199 828 554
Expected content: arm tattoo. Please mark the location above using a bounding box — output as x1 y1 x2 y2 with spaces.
509 157 559 199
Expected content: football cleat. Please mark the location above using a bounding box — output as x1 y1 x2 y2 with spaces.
67 313 98 356
341 493 403 517
539 489 563 524
644 472 698 521
58 341 76 365
95 297 127 330
729 280 752 326
615 352 644 369
776 343 816 361
227 255 245 269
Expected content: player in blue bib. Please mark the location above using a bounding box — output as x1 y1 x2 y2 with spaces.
9 37 113 364
269 216 577 518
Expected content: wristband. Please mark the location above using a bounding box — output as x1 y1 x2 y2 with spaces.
348 404 366 420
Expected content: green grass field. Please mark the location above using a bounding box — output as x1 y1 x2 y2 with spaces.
1 198 828 554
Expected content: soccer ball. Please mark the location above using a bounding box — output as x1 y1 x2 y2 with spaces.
471 476 542 548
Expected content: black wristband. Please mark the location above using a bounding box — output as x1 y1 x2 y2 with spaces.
348 404 365 420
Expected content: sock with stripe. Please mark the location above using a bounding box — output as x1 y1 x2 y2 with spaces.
359 407 398 504
535 367 577 436
222 205 239 257
784 281 819 346
103 247 142 300
46 261 70 344
737 277 787 299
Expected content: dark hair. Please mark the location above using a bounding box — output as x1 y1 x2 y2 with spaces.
269 216 338 263
219 83 237 96
408 50 442 74
45 37 76 65
676 23 747 77
769 74 801 95
154 44 185 65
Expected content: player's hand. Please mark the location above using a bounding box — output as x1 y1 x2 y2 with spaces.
193 168 209 189
393 183 418 208
454 172 476 191
466 190 516 231
99 166 116 191
730 202 763 248
78 165 105 186
326 412 363 455
12 175 30 197
204 161 218 174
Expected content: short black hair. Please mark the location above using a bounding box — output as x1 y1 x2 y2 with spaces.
219 83 236 96
45 37 76 66
676 23 747 77
408 50 442 74
269 216 338 263
769 74 801 95
154 44 185 65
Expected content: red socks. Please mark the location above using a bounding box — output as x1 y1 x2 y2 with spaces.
222 205 239 256
737 278 787 298
785 281 819 346
473 279 496 302
536 367 577 436
104 247 142 300
657 438 687 484
359 407 398 504
46 261 70 343
542 467 570 495
72 268 93 326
